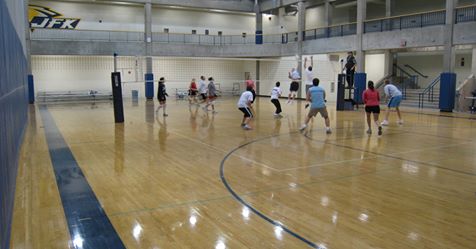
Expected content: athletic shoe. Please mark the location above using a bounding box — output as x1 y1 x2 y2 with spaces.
326 128 332 134
212 111 218 114
381 120 389 126
299 124 307 131
378 126 383 136
366 129 372 135
397 120 404 125
241 123 246 127
243 125 252 130
163 114 168 117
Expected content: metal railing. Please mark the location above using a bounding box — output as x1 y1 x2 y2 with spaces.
304 23 357 40
418 76 441 108
456 5 476 23
394 64 420 99
31 28 144 42
364 10 446 33
404 64 428 78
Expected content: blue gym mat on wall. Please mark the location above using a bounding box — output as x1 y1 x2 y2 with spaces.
0 0 29 248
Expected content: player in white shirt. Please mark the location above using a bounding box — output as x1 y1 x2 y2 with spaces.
381 79 404 126
237 86 254 130
198 76 207 104
304 56 314 108
270 82 283 118
287 68 301 104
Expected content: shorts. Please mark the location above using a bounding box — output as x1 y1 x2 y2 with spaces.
158 96 166 102
208 94 217 100
200 93 207 100
189 90 197 96
308 107 329 119
388 95 402 108
365 106 380 113
239 107 253 118
290 81 299 92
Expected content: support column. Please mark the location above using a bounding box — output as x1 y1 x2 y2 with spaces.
297 0 305 98
385 0 394 17
354 0 367 104
144 2 154 99
256 60 261 95
324 0 333 26
384 51 394 76
255 0 263 44
472 47 476 76
443 0 457 73
356 0 366 73
25 0 34 104
440 0 458 112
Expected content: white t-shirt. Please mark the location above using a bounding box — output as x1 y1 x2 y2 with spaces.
198 80 207 93
305 68 313 85
290 70 300 80
384 84 402 98
237 91 253 108
271 87 282 99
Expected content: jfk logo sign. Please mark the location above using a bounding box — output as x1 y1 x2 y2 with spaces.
29 5 80 29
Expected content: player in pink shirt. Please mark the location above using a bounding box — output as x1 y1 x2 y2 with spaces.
363 81 382 135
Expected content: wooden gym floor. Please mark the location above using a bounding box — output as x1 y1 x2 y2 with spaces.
9 97 476 249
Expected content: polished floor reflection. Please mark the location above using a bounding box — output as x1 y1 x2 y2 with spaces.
10 98 476 249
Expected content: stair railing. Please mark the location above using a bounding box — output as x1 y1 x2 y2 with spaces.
393 64 419 99
418 75 441 108
404 64 429 78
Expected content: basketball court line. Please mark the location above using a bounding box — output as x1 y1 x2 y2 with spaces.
277 140 473 172
219 123 476 248
39 106 126 249
304 131 476 176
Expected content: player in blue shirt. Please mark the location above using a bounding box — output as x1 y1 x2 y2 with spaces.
300 78 332 134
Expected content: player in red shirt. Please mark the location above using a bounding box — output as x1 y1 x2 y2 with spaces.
188 78 199 105
363 81 382 135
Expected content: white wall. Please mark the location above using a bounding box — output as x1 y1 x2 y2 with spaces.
397 52 473 87
30 1 255 35
31 55 256 97
365 53 386 84
259 54 343 101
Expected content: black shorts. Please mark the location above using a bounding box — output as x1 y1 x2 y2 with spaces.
290 81 299 92
158 96 166 102
200 93 207 100
365 106 380 113
189 90 197 96
239 107 253 118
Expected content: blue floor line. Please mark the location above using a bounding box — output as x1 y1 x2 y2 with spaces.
39 106 126 249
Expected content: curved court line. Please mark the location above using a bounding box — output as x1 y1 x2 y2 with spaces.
303 132 476 176
220 133 321 249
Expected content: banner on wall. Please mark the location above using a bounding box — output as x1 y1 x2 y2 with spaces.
29 5 80 29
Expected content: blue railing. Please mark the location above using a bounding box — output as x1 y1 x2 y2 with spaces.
304 23 357 41
418 76 441 108
364 10 446 33
456 5 476 23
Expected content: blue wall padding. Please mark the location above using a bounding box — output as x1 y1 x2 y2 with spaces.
145 73 154 99
354 73 367 104
255 30 263 44
439 72 456 112
28 75 34 104
0 0 29 248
